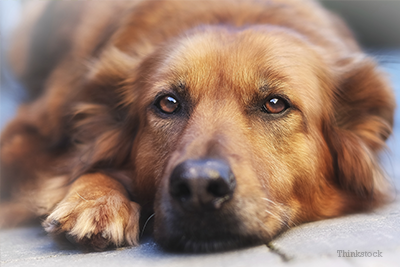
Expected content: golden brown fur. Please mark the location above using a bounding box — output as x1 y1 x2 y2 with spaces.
0 0 395 252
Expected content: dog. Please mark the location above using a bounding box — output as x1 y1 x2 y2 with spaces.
0 0 395 252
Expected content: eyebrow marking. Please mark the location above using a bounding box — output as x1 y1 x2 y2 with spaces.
259 78 288 93
172 80 187 95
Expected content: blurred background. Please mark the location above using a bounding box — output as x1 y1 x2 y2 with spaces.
321 0 400 48
1 0 22 129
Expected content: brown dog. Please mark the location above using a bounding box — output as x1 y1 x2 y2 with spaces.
0 0 395 252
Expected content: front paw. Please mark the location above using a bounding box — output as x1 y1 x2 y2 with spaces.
43 190 140 251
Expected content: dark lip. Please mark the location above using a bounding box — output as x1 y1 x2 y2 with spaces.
155 232 265 253
153 212 268 253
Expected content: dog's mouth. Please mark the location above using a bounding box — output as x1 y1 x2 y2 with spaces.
156 231 264 253
153 210 266 253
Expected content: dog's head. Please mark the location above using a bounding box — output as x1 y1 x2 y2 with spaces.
96 26 394 251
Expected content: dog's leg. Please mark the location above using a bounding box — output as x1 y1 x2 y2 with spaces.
43 173 140 251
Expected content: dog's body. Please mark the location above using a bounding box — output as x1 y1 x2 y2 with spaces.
0 0 395 252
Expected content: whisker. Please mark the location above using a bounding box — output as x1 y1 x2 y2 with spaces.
141 213 155 237
264 209 290 229
262 197 298 227
76 192 88 202
261 197 283 206
283 210 298 227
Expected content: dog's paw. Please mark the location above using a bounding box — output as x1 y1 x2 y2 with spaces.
43 189 140 251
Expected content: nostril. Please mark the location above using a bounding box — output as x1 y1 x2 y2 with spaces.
170 181 191 200
207 180 230 198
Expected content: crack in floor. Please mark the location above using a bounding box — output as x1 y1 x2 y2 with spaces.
266 242 291 263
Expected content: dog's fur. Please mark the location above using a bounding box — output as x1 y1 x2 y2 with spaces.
0 0 395 252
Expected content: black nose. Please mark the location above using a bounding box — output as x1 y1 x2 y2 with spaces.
169 159 236 211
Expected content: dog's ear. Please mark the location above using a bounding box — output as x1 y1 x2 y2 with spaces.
69 47 141 178
328 56 395 203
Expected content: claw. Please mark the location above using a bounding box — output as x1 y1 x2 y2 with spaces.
51 219 61 226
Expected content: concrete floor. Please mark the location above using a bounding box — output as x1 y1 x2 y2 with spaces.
1 197 400 267
1 51 400 267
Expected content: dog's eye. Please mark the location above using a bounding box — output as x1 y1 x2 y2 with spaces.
263 96 289 114
156 95 180 114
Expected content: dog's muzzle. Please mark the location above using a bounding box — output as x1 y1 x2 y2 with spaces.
154 158 266 252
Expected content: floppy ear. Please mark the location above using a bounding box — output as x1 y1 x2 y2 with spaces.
328 56 395 203
69 47 141 178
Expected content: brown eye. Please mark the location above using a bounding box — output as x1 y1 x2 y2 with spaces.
157 95 180 114
263 96 289 114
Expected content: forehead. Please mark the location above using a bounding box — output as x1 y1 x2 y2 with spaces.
153 27 327 114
